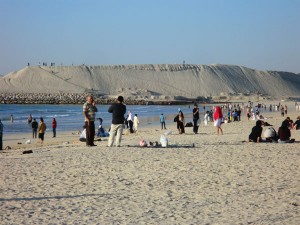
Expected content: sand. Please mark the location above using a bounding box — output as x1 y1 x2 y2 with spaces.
0 104 300 224
1 64 300 98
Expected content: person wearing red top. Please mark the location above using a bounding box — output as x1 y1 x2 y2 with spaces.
52 118 57 138
213 106 223 135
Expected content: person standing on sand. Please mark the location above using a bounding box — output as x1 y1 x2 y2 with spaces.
133 114 139 132
284 105 288 115
38 117 47 144
192 103 200 134
213 106 223 135
31 118 38 138
160 113 166 129
83 95 98 147
107 96 126 147
174 111 185 134
204 111 209 126
127 111 134 133
52 118 57 138
0 120 3 150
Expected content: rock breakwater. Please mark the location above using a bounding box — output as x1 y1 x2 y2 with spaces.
0 93 195 105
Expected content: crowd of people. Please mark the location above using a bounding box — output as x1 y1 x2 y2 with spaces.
83 97 299 147
1 97 299 150
249 116 299 143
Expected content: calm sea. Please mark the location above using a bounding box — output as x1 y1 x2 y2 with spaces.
0 104 210 134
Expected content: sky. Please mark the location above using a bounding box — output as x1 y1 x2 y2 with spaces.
0 0 300 75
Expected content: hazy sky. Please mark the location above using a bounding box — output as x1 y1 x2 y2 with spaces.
1 0 299 75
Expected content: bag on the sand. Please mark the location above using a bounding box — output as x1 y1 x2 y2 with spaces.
264 127 278 142
160 135 168 147
185 122 193 127
79 129 86 142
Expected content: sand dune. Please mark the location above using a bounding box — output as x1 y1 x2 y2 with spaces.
1 64 300 98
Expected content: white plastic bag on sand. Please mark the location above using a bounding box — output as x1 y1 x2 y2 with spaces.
25 139 31 144
160 135 168 147
79 129 86 142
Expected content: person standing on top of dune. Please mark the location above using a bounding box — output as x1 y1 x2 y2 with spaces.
213 106 223 135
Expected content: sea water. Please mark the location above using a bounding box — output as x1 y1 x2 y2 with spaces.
0 104 209 134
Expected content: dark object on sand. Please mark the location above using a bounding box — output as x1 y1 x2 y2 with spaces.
185 122 193 127
23 150 33 154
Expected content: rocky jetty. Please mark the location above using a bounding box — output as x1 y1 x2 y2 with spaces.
0 93 197 105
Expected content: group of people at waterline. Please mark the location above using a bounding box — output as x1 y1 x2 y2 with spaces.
1 97 299 150
83 96 299 147
26 115 57 144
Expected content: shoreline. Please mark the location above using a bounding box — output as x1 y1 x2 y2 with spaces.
2 101 299 151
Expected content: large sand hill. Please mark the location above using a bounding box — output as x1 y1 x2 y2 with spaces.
1 64 300 99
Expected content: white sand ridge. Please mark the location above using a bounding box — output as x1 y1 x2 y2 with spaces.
1 64 300 98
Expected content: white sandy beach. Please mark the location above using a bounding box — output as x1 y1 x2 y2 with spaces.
0 103 300 224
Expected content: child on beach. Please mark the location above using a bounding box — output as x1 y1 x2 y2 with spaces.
293 116 300 130
160 113 166 129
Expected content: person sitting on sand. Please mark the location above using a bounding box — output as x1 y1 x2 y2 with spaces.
278 120 295 143
249 120 264 143
293 116 300 130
